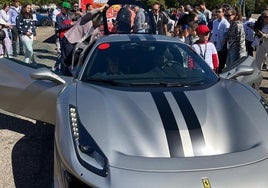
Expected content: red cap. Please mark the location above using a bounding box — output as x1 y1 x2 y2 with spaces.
196 25 210 35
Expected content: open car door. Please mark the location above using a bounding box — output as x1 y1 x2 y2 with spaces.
0 59 70 125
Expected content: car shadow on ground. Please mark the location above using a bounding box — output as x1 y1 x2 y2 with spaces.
36 54 58 61
260 86 268 94
43 34 56 44
0 113 54 188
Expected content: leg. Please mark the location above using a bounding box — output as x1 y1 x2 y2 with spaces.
20 35 32 63
255 41 267 70
245 40 254 56
11 26 18 56
3 28 13 57
217 50 227 73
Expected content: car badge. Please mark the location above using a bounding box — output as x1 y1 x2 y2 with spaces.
201 177 211 188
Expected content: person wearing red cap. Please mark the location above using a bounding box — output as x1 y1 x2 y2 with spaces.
192 24 219 72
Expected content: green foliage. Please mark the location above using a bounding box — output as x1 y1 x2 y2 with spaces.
0 0 262 15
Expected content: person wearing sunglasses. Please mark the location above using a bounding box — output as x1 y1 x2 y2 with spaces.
255 9 268 70
209 5 230 73
225 6 246 67
151 2 168 35
70 2 83 21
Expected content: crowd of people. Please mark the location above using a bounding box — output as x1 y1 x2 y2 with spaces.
0 0 268 74
0 0 35 64
164 2 268 73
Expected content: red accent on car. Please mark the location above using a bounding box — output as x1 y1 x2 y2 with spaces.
98 43 110 50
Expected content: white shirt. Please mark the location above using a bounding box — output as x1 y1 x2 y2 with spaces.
52 8 60 22
192 42 218 69
210 18 230 51
0 9 10 23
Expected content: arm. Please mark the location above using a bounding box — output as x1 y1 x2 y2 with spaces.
56 14 73 31
212 54 219 72
80 4 108 25
0 10 9 23
211 43 219 72
16 14 25 34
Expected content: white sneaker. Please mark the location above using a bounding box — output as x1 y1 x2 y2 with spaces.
0 55 4 58
24 58 30 63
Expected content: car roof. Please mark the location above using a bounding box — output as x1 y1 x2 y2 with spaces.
95 34 183 44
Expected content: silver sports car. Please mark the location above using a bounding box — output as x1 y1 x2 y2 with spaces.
0 0 268 188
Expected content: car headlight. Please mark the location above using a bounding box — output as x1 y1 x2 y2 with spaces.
260 97 268 113
69 105 108 177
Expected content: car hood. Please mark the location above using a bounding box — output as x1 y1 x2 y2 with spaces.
76 79 268 171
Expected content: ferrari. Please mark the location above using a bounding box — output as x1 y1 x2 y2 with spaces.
0 0 267 187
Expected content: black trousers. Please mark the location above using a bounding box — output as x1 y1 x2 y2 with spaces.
217 50 228 74
245 39 254 56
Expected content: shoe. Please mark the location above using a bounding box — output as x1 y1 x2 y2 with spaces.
262 63 267 70
7 54 14 58
24 58 30 64
0 55 4 58
31 62 38 68
19 51 25 56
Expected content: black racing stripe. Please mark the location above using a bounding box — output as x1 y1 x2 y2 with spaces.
151 92 184 157
172 92 205 156
128 35 141 42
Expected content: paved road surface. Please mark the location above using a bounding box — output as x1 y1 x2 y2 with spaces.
0 26 268 188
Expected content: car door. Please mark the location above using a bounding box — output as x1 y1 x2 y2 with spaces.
0 59 68 125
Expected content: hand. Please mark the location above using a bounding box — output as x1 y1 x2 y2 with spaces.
256 30 264 37
26 31 32 37
100 4 109 12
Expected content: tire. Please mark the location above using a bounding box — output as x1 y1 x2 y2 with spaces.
41 18 51 26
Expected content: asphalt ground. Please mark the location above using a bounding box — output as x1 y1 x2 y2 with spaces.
0 26 268 187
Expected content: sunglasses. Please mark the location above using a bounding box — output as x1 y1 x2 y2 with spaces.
224 14 233 17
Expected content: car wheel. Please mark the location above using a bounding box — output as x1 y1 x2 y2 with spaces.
41 18 51 26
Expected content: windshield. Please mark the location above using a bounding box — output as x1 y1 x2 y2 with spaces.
81 41 218 86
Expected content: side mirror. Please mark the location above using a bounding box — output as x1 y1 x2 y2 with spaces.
30 68 66 84
225 65 254 79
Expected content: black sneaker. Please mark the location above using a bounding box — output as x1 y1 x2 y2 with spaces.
262 63 267 70
19 51 25 56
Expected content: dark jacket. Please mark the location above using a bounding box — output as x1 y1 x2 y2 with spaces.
16 14 36 36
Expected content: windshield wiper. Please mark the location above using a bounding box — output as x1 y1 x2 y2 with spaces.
130 82 187 87
86 78 119 86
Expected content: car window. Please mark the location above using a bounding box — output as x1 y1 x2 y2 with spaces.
81 41 218 86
